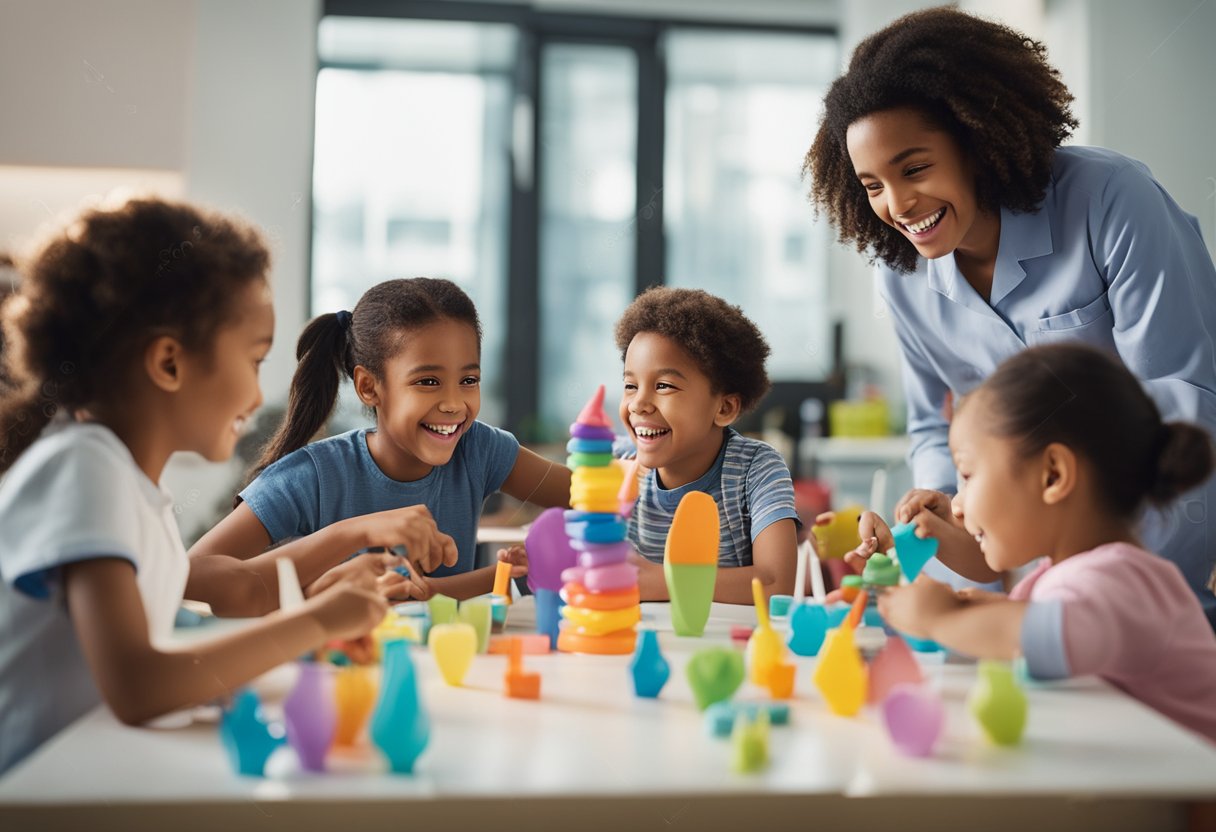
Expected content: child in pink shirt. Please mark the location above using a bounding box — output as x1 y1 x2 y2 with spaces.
877 343 1216 744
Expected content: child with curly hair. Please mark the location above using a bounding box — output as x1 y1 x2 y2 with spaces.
804 8 1216 622
615 287 799 604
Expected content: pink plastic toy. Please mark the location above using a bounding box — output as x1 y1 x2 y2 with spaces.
882 683 944 757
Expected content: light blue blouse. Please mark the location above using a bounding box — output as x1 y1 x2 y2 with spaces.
878 146 1216 623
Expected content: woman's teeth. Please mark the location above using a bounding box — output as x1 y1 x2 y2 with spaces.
905 207 945 233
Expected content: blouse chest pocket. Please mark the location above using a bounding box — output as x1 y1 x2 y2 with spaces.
1028 292 1115 348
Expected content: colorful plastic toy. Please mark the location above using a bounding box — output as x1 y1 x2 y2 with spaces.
503 637 541 699
663 491 720 637
556 627 637 655
219 689 284 777
561 562 638 593
861 553 901 588
867 633 923 705
747 578 793 698
704 700 790 738
560 582 639 610
525 507 579 594
787 601 828 656
685 647 745 711
457 597 492 653
768 594 794 618
561 603 640 635
428 594 458 627
429 623 478 687
283 662 336 772
968 661 1028 746
488 633 552 655
811 505 863 560
370 639 429 774
533 587 563 649
629 629 670 698
730 710 770 773
332 665 376 746
891 521 939 582
492 560 513 606
812 594 869 717
882 683 945 757
839 575 863 603
489 595 508 634
617 458 640 517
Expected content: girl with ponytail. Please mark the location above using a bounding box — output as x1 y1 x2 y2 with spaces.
190 278 571 601
877 343 1216 743
0 198 389 773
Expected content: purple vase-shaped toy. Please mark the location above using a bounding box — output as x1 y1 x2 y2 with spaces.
283 662 336 772
370 639 430 774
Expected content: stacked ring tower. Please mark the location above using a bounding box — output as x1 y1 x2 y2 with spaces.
557 385 641 655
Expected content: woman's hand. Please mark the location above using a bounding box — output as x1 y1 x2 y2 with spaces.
351 505 459 575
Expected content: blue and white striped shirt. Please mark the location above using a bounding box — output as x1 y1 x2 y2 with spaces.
622 429 800 567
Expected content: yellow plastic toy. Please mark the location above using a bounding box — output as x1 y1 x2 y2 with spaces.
812 592 869 716
747 577 790 696
332 665 376 746
811 505 863 560
560 604 641 636
428 623 478 687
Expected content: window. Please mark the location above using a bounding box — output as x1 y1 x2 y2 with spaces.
313 4 838 440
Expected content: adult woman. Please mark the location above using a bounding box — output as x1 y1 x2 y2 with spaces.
804 8 1216 623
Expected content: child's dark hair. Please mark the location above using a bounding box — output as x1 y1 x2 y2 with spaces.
614 286 771 413
976 344 1214 515
254 277 481 475
803 7 1077 273
0 198 270 474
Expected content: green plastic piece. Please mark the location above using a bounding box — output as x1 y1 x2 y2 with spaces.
457 598 492 653
428 594 458 627
862 553 901 587
685 647 745 711
841 575 863 589
968 661 1028 745
566 452 615 468
664 562 718 637
730 710 770 773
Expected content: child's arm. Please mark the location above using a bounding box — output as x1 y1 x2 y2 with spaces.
186 503 457 617
877 576 1025 660
66 557 385 727
498 448 572 509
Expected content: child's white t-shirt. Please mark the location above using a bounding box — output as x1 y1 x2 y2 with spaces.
0 420 189 773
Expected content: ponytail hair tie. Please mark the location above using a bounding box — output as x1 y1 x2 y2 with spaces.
335 310 352 331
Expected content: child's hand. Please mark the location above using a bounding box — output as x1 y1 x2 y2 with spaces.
830 510 892 570
355 505 459 575
627 551 667 601
955 586 1007 604
876 576 961 640
497 544 528 578
306 583 388 642
378 568 434 602
305 552 394 599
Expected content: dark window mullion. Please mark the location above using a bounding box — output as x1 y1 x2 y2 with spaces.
635 33 665 295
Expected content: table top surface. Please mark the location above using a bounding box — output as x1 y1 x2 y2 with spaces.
3 598 1215 805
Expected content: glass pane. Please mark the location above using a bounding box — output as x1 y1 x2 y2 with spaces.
538 44 638 439
664 30 838 380
312 17 516 426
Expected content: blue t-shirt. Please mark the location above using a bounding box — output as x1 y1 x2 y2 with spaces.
623 429 800 568
239 421 520 577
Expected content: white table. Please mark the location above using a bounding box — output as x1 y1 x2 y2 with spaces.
2 600 1214 832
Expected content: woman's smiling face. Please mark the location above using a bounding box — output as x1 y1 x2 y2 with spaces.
846 106 989 262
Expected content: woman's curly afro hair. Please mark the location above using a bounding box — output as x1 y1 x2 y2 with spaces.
803 7 1077 273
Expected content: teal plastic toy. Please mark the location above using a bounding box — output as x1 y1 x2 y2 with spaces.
370 639 430 773
219 689 284 777
704 700 790 737
787 601 829 656
629 630 670 698
685 647 745 711
891 522 939 581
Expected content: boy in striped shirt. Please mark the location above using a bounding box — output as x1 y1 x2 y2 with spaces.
615 287 800 604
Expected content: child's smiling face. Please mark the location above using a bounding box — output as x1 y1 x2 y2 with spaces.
619 332 739 489
948 391 1052 572
357 317 481 480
